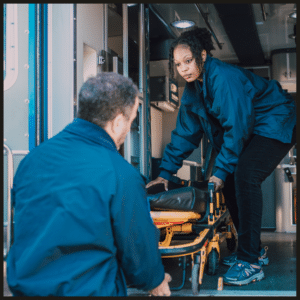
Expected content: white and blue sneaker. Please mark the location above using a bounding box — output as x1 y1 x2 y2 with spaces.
223 260 265 286
221 246 269 267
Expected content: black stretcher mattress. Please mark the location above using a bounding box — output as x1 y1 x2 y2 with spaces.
146 180 210 214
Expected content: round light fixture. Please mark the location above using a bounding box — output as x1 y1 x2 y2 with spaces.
289 11 297 19
171 20 195 29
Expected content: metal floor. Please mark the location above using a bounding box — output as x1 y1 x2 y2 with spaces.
3 231 296 297
128 231 297 297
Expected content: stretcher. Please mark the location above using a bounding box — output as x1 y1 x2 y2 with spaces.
147 179 237 295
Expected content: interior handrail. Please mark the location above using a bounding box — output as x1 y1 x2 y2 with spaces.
3 146 29 259
3 143 14 259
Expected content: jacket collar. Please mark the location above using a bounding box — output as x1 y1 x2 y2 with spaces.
64 118 118 153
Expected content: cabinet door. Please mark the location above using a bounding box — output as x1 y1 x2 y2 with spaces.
289 52 296 80
272 51 296 82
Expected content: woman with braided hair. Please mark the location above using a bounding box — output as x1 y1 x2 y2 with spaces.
146 27 296 286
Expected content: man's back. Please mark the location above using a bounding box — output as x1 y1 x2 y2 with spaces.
6 118 164 296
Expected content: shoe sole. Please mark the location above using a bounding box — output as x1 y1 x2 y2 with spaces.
223 270 265 286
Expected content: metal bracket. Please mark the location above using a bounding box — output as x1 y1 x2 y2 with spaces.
159 227 174 247
284 167 294 182
98 55 105 65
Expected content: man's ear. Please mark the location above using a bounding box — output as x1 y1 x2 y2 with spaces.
111 113 124 134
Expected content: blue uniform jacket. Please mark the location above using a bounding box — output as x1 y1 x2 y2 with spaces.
159 55 296 182
6 118 165 296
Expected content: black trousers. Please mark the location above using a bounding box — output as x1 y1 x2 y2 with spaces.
222 126 296 264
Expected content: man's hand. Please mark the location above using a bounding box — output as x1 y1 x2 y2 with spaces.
146 177 169 191
209 176 224 191
149 273 172 297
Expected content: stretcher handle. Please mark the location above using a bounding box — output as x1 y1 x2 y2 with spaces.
208 182 214 194
208 182 215 222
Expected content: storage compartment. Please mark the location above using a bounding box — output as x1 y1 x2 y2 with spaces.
275 163 296 232
150 76 179 112
271 48 296 93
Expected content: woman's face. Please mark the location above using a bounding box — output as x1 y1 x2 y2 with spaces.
173 44 205 82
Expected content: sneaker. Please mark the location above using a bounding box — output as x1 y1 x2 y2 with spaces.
258 246 269 266
223 260 265 286
221 246 269 267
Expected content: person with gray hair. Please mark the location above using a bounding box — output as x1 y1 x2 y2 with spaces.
6 72 171 297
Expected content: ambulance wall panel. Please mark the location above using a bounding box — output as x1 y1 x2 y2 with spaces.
4 4 29 151
150 107 163 158
77 4 105 92
4 4 29 225
51 4 74 136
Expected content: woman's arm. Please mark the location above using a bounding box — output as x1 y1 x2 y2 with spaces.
210 71 255 182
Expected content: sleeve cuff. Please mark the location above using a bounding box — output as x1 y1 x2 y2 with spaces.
158 170 173 181
213 168 230 182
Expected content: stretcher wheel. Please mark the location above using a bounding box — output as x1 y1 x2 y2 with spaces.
206 249 219 275
191 263 201 295
226 236 236 252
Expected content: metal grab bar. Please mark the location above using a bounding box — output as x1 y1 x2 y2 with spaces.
3 144 14 259
3 145 29 259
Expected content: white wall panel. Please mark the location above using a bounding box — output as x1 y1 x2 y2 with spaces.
77 4 105 95
4 4 29 151
150 106 163 158
51 4 74 136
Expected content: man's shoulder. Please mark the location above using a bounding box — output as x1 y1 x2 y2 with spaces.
109 151 141 178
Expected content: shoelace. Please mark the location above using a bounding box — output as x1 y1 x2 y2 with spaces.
234 261 260 276
259 246 268 259
233 260 259 269
228 260 246 271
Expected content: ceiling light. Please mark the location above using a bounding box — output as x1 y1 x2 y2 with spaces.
171 20 195 29
289 11 296 19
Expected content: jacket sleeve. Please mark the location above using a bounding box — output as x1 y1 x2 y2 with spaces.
210 71 255 182
159 104 204 180
111 166 165 291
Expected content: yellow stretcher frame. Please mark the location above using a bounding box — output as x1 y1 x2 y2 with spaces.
150 191 237 295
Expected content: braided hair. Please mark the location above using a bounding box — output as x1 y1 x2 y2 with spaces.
169 27 215 79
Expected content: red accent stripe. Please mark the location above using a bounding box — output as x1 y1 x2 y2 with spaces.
154 221 185 226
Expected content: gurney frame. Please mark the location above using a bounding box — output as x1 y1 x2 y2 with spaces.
150 183 237 295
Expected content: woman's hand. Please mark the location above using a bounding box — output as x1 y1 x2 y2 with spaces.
145 177 169 191
209 176 224 191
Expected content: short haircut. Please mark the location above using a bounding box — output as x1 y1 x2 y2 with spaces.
77 72 138 128
169 27 215 79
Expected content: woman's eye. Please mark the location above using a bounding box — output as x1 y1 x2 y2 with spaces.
186 59 191 63
175 63 180 67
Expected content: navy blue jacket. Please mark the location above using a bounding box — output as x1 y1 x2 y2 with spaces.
159 55 296 182
6 118 165 296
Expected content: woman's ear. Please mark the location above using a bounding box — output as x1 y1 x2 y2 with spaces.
201 50 207 62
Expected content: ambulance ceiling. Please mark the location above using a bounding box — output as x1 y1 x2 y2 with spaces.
148 3 296 66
